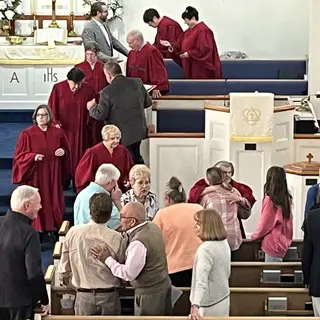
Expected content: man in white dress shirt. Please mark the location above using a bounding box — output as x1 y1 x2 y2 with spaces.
91 202 172 316
82 2 128 62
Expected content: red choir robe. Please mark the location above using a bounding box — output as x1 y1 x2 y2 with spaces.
48 80 97 177
75 60 108 146
12 125 70 232
75 142 133 193
154 16 183 64
178 22 222 79
126 43 169 92
188 178 256 239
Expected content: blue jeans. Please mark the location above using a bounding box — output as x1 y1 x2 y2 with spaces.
264 253 283 262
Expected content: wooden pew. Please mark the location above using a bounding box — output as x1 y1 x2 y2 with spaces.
236 239 302 261
45 265 311 317
58 220 70 242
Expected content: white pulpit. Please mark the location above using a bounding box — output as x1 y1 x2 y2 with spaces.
0 42 84 109
285 155 320 239
204 93 295 235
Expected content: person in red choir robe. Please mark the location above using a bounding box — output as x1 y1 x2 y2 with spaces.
160 6 222 79
143 8 183 64
12 105 70 236
75 42 108 146
188 161 256 239
126 29 169 98
48 67 97 179
75 124 133 194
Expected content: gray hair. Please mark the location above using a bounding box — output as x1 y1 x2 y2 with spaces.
127 29 144 42
95 164 120 185
101 124 121 141
214 161 234 176
164 176 186 204
84 41 100 54
10 185 39 210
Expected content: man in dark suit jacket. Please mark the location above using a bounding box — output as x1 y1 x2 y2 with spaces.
87 61 152 164
0 186 49 320
82 2 128 62
302 207 320 316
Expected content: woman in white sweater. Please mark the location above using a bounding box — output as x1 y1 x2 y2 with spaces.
189 208 231 319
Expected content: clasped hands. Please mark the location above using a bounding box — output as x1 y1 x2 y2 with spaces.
35 148 65 161
159 40 189 59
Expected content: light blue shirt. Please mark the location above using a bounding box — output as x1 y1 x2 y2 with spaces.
74 182 120 230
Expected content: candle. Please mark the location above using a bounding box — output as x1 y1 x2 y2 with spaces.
70 0 74 13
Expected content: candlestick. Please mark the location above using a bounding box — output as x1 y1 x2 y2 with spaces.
49 0 59 28
70 0 74 13
31 12 37 36
68 12 77 36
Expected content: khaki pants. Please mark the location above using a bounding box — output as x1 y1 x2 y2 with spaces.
134 284 172 316
74 291 121 316
200 296 230 317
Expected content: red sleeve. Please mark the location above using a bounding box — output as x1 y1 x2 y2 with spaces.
74 148 96 193
188 178 208 203
188 29 216 63
59 130 71 184
48 85 61 126
12 131 37 184
232 180 256 207
168 25 183 53
147 49 169 91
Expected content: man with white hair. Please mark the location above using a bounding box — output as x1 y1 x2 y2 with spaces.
74 163 122 230
126 29 169 98
0 186 50 320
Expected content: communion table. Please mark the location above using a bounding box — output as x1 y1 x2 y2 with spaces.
0 39 84 109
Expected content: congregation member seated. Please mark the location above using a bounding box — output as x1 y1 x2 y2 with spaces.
153 176 202 287
58 193 126 316
12 105 70 240
75 41 108 146
75 124 133 193
91 202 172 316
48 67 97 179
304 182 320 216
126 29 169 98
190 209 231 319
251 166 293 262
189 160 255 238
143 8 183 63
199 167 244 259
121 164 158 220
160 6 221 79
74 164 122 230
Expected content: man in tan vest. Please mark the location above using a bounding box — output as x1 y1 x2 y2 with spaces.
91 202 172 316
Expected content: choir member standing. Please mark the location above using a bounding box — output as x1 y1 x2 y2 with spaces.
48 67 97 179
143 8 183 64
126 30 169 98
12 105 70 236
88 61 152 165
161 6 222 79
75 42 107 146
75 125 133 194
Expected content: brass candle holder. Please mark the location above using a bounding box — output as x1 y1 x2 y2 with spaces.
49 0 59 28
68 12 77 36
2 20 11 37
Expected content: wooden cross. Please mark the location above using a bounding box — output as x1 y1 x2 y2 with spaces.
306 153 314 164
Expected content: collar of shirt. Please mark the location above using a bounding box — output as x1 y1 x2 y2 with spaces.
126 221 148 235
7 210 32 225
88 181 109 194
92 17 104 27
88 219 109 227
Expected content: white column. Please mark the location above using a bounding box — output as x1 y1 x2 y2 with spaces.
308 0 320 118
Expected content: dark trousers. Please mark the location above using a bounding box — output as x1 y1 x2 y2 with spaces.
169 269 193 287
0 306 34 320
127 141 144 165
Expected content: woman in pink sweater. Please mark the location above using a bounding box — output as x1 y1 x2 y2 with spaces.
251 166 293 262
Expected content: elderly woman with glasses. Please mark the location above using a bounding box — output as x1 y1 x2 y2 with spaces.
121 165 158 220
12 104 70 238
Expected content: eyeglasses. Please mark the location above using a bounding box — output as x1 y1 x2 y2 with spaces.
36 113 48 118
120 216 137 221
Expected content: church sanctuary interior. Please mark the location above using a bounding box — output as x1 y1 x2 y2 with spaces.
1 0 320 319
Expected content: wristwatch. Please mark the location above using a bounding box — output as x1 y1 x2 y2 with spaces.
191 304 200 308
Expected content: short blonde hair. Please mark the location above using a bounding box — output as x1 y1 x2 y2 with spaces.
194 209 227 241
101 125 121 141
129 165 151 185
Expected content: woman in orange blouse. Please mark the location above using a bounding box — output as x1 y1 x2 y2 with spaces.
153 176 203 286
